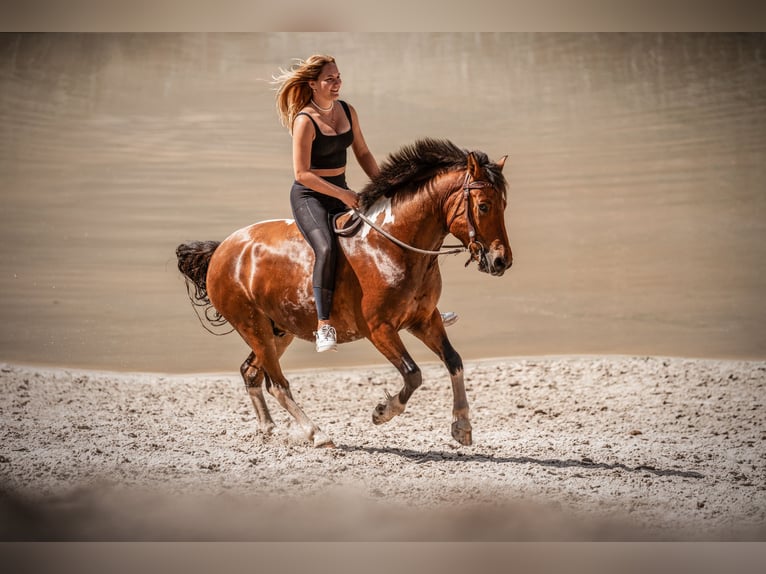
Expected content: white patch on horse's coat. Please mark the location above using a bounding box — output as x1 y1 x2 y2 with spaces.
361 197 395 240
280 282 315 316
247 242 259 298
226 223 310 303
353 197 405 286
294 282 314 311
348 240 405 288
257 218 295 226
231 226 254 241
235 227 313 307
258 240 312 278
233 243 247 287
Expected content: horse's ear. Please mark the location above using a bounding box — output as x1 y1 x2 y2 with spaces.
495 155 508 172
467 152 482 179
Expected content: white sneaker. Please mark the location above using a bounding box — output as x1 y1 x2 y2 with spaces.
315 324 338 353
441 311 459 327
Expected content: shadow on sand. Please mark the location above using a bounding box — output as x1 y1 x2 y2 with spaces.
339 445 705 480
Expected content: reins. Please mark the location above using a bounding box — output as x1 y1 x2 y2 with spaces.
338 171 492 260
348 209 466 256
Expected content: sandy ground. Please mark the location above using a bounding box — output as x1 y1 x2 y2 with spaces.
1 355 764 541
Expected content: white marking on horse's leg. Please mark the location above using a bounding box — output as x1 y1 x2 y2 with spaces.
450 369 472 446
246 386 275 435
241 356 276 435
372 392 406 425
265 376 334 448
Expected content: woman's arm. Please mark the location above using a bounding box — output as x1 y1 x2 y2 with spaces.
292 115 359 209
348 104 380 180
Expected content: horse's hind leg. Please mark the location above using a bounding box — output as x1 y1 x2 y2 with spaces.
240 352 275 435
263 368 334 448
239 323 333 448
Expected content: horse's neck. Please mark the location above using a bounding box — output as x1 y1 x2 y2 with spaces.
367 192 450 252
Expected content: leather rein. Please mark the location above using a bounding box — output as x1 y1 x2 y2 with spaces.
338 171 492 265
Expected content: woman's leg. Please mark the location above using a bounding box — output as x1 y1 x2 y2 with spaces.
291 185 343 351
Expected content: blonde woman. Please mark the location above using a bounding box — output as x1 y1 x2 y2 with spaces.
273 55 457 353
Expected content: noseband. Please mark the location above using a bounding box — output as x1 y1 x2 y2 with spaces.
451 171 492 268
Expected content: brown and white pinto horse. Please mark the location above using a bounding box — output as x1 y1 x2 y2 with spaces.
176 139 511 447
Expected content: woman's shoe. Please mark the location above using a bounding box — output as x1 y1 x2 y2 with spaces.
315 324 338 353
441 312 459 327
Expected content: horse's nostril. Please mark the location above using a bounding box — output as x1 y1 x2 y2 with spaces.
494 256 506 270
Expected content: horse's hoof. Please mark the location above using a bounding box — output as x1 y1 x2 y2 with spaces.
372 403 387 425
372 393 405 425
313 431 335 448
451 420 473 446
260 423 276 436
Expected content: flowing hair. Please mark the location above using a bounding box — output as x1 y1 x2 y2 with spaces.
271 54 336 133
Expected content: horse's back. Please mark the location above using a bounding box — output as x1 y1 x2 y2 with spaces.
218 218 302 248
214 218 309 267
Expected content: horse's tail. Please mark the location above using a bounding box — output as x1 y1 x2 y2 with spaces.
176 240 230 332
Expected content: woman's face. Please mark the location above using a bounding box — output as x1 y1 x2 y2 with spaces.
310 62 342 101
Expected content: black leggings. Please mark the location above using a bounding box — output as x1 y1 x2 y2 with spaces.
290 174 349 321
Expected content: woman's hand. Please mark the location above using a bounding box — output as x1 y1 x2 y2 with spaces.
341 189 359 210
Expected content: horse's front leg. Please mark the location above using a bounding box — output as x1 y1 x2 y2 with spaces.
409 311 472 446
368 325 422 425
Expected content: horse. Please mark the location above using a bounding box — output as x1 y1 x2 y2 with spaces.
176 138 512 448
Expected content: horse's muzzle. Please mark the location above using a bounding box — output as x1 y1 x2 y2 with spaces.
470 242 512 276
486 246 513 277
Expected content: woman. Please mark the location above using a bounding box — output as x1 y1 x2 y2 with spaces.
273 55 457 353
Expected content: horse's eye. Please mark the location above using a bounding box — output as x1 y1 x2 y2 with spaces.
478 203 490 214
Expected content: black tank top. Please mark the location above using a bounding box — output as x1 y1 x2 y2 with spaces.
296 100 354 170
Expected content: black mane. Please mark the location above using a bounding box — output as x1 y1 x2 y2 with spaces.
358 138 505 211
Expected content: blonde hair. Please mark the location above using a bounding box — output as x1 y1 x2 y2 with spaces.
272 55 336 133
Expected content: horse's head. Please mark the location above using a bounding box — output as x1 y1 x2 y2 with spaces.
449 151 512 276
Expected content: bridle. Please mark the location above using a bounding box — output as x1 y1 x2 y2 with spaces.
340 169 493 265
449 171 493 268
